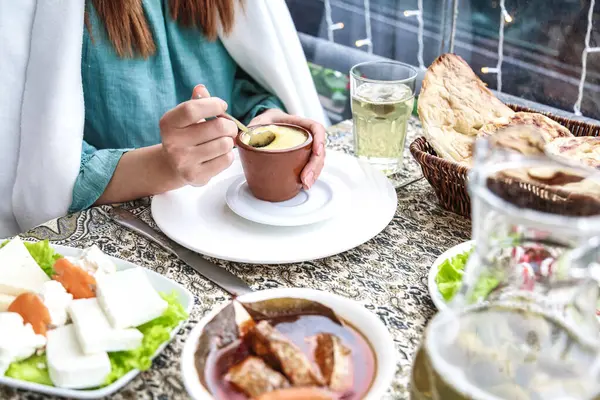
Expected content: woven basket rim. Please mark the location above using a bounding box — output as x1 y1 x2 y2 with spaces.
409 103 600 217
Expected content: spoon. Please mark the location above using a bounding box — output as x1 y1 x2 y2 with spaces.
196 94 276 148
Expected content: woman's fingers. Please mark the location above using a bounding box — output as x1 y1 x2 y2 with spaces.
162 117 238 148
159 84 240 187
301 152 325 189
192 84 211 99
187 152 235 187
160 97 228 130
192 136 235 163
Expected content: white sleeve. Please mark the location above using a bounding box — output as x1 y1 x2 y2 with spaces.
12 0 86 232
0 0 36 236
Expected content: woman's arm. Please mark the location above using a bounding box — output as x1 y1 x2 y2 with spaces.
71 88 238 212
93 144 182 206
70 141 179 211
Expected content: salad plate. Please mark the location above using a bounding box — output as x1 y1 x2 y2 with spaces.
427 240 474 310
152 150 397 264
429 240 600 321
0 241 194 399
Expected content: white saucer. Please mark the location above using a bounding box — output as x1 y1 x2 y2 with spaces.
225 173 347 227
151 150 397 264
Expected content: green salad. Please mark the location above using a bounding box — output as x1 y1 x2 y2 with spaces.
435 247 499 303
2 240 188 388
435 248 473 302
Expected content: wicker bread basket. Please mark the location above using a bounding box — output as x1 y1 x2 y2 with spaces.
409 104 600 218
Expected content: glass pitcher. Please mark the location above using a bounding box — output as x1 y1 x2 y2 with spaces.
411 128 600 400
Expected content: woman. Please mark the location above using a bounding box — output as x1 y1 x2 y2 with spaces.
0 0 327 236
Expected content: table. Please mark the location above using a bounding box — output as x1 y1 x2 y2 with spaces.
4 117 472 400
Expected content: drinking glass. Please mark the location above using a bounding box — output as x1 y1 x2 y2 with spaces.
411 128 600 400
350 61 418 179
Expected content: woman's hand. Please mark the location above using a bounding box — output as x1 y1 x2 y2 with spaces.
160 85 238 186
249 109 326 190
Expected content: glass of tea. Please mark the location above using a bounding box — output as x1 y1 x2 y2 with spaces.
411 127 600 400
350 61 417 181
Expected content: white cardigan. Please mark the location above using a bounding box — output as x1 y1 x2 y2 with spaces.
0 0 327 237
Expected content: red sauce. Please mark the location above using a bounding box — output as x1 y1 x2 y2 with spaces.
205 315 376 400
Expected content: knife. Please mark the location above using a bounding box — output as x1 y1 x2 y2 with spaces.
106 207 253 297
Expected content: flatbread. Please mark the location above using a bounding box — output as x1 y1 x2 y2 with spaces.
486 126 546 156
417 54 514 165
545 136 600 170
478 112 572 144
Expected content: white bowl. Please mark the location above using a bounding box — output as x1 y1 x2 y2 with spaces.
181 288 396 400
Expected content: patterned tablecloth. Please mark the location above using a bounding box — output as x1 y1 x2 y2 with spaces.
4 117 472 400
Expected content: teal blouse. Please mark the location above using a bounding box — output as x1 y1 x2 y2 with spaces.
72 0 284 212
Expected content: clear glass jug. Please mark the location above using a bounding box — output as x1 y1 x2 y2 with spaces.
411 128 600 400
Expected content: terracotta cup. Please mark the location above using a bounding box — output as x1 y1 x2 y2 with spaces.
236 123 313 202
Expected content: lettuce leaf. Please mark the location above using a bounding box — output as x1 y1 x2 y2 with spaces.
435 248 472 301
5 354 52 386
470 273 500 303
24 240 62 277
103 291 188 385
5 292 187 388
0 238 62 277
436 247 501 303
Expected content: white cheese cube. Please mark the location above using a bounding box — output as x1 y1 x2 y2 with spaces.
0 237 50 296
38 281 73 327
46 324 111 389
0 312 46 376
69 298 143 354
0 294 15 312
67 245 116 278
96 268 167 329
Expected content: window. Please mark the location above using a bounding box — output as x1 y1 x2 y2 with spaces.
287 0 600 121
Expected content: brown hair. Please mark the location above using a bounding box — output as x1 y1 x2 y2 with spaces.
87 0 242 59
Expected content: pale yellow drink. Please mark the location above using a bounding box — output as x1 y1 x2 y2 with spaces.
351 82 414 175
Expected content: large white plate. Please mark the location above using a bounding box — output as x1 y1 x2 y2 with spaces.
0 244 194 399
428 240 475 310
152 150 397 264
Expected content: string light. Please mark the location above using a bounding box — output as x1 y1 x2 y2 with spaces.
403 10 420 17
355 38 373 48
481 67 499 74
439 0 449 54
574 0 599 116
324 0 344 42
479 0 508 92
495 0 507 92
355 0 373 53
403 0 425 69
448 0 459 52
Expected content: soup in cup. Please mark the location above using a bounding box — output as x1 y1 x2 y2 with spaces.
236 124 313 202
